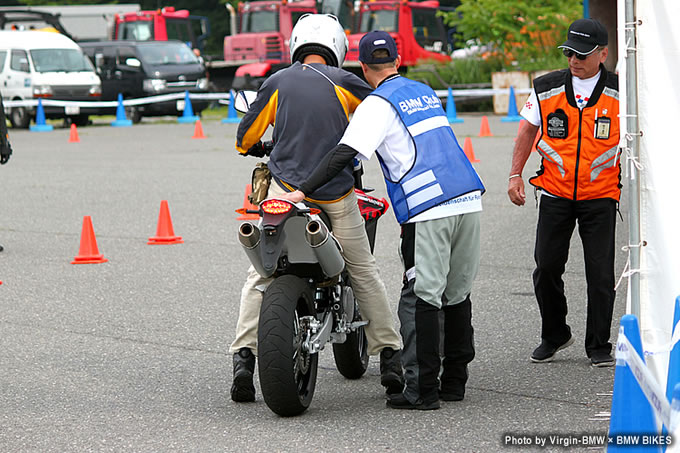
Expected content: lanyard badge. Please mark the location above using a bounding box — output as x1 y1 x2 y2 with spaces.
595 117 611 139
593 108 611 140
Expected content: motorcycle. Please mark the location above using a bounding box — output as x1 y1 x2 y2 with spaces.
234 91 390 417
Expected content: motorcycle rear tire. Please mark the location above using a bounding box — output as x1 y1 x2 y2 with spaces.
258 275 318 417
332 289 369 380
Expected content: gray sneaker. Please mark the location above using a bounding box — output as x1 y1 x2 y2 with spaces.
590 351 615 367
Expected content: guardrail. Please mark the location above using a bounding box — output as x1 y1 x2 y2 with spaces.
3 88 531 118
3 92 231 109
2 87 532 110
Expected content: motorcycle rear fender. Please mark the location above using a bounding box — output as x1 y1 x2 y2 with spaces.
258 216 319 276
281 216 318 264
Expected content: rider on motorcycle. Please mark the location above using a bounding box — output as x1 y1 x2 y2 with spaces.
230 14 403 403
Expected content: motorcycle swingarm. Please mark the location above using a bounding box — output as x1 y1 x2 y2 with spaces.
300 316 368 354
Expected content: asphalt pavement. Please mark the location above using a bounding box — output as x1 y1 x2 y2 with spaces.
0 114 628 452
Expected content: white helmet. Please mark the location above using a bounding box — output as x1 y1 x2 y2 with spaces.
289 14 348 67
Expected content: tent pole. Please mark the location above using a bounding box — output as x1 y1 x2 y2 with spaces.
625 0 641 317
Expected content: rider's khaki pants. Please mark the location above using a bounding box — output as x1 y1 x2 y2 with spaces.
230 182 401 356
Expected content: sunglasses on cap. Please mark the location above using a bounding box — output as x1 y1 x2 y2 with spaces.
562 48 597 60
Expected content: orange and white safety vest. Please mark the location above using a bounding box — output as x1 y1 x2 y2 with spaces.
530 66 621 201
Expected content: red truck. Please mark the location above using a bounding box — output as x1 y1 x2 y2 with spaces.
217 0 449 91
345 0 450 67
113 6 209 52
218 0 317 90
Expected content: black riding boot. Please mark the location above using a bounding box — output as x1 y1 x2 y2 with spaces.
231 348 256 402
380 347 404 395
440 295 475 401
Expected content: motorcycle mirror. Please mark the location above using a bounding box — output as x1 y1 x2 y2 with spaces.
234 90 257 114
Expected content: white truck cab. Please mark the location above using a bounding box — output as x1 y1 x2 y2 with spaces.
0 30 101 128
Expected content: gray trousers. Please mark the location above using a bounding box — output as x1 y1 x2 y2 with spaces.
398 212 480 404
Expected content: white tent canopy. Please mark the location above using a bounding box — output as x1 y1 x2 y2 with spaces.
619 0 680 393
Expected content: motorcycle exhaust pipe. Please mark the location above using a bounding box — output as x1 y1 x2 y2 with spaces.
238 222 270 277
305 220 344 278
238 222 260 248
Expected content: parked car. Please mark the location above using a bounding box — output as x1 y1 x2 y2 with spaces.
0 30 102 128
79 40 209 123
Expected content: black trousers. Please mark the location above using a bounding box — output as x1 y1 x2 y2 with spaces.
533 196 617 355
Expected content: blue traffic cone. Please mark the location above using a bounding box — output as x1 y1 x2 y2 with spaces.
111 94 132 127
664 383 680 453
30 99 54 132
222 90 241 124
501 86 523 122
608 314 660 452
446 87 463 124
667 296 680 403
178 91 199 123
670 384 680 444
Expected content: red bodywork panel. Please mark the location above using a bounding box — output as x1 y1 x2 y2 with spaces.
235 62 273 78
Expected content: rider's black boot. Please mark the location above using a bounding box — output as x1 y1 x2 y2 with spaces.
380 347 404 395
0 244 4 252
231 348 256 402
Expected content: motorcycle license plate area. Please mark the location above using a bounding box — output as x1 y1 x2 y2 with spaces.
65 105 80 115
176 100 185 111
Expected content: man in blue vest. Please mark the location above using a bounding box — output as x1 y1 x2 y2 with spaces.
279 31 485 410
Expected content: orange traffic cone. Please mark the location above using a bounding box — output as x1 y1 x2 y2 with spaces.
237 184 260 220
68 123 80 143
463 137 480 163
192 120 206 139
148 200 183 244
71 216 108 264
478 115 493 137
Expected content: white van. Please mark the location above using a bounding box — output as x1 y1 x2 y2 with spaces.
0 31 101 128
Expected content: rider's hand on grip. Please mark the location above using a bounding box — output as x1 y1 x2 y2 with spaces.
262 141 274 156
244 141 266 158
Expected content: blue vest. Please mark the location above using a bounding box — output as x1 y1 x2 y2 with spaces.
371 77 485 224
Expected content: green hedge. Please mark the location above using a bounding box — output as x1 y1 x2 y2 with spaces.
407 56 505 111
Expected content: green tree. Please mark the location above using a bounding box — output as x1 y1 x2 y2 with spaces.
442 0 582 71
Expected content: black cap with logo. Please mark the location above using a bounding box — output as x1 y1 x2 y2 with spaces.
558 18 608 55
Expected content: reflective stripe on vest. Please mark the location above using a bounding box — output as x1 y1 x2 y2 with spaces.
371 77 485 224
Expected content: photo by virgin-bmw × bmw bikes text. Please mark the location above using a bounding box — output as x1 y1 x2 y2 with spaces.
234 91 390 417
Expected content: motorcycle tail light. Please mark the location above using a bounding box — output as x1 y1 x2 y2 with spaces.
261 199 293 215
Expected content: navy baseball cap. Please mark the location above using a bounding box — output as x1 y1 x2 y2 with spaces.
559 18 608 55
359 30 398 63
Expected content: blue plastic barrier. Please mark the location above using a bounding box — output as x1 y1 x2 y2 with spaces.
111 94 132 127
501 86 523 122
29 99 54 132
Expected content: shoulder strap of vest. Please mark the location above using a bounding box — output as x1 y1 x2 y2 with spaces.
533 69 569 93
